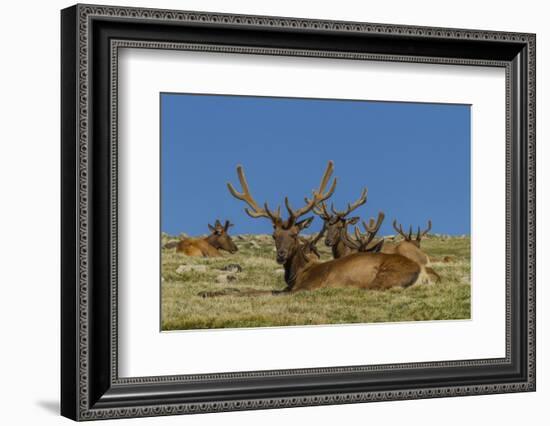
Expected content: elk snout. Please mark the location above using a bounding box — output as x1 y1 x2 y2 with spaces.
276 250 288 264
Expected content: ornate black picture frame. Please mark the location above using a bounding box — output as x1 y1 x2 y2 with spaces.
61 4 536 421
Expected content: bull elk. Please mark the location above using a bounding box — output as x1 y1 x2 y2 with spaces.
312 188 384 258
175 220 238 257
225 161 422 293
381 219 440 282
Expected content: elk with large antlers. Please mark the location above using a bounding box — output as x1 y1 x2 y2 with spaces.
311 188 384 258
174 220 238 257
224 162 422 292
381 219 440 282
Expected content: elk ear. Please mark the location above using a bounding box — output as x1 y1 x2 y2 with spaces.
296 216 314 230
348 216 360 225
207 223 216 233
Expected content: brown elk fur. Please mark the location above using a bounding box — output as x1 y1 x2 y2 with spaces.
176 220 238 257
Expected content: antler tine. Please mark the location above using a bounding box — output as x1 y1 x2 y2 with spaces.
340 226 361 250
354 226 365 244
416 219 432 240
350 225 374 251
407 225 412 240
227 165 273 220
361 212 385 247
284 197 295 219
264 202 282 223
392 219 408 239
364 211 385 233
310 200 331 219
310 222 327 246
287 161 337 224
424 219 432 235
330 187 368 217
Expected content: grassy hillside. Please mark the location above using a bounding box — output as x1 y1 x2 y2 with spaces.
161 234 470 330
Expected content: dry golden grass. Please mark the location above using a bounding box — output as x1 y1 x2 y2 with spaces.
161 234 470 330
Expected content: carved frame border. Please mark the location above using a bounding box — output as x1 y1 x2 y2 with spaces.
61 3 536 421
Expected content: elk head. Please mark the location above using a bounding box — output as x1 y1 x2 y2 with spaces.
392 219 432 248
207 219 238 253
227 161 337 264
310 188 367 247
341 213 385 253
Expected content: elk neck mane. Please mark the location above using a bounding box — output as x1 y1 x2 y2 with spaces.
283 241 318 289
205 233 221 248
333 227 351 257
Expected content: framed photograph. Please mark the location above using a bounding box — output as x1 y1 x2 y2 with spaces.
61 4 536 421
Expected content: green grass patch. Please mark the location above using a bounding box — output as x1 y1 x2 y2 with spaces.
161 234 471 330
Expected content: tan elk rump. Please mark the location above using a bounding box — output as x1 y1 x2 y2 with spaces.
381 219 440 282
220 161 423 294
175 220 238 257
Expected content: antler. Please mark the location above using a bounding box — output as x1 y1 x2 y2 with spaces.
312 201 331 220
286 161 337 226
299 223 326 259
330 187 368 217
342 212 385 251
392 219 413 241
227 165 281 223
309 222 327 247
229 162 336 227
416 219 432 241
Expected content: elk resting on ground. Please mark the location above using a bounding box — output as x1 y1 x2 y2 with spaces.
176 220 238 257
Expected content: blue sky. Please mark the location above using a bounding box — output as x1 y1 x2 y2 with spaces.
161 93 470 236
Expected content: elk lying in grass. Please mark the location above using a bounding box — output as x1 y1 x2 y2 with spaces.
381 220 440 282
220 161 422 293
175 220 238 257
311 188 384 258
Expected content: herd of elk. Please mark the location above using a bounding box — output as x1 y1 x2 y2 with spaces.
169 161 441 293
172 219 238 257
224 161 426 293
